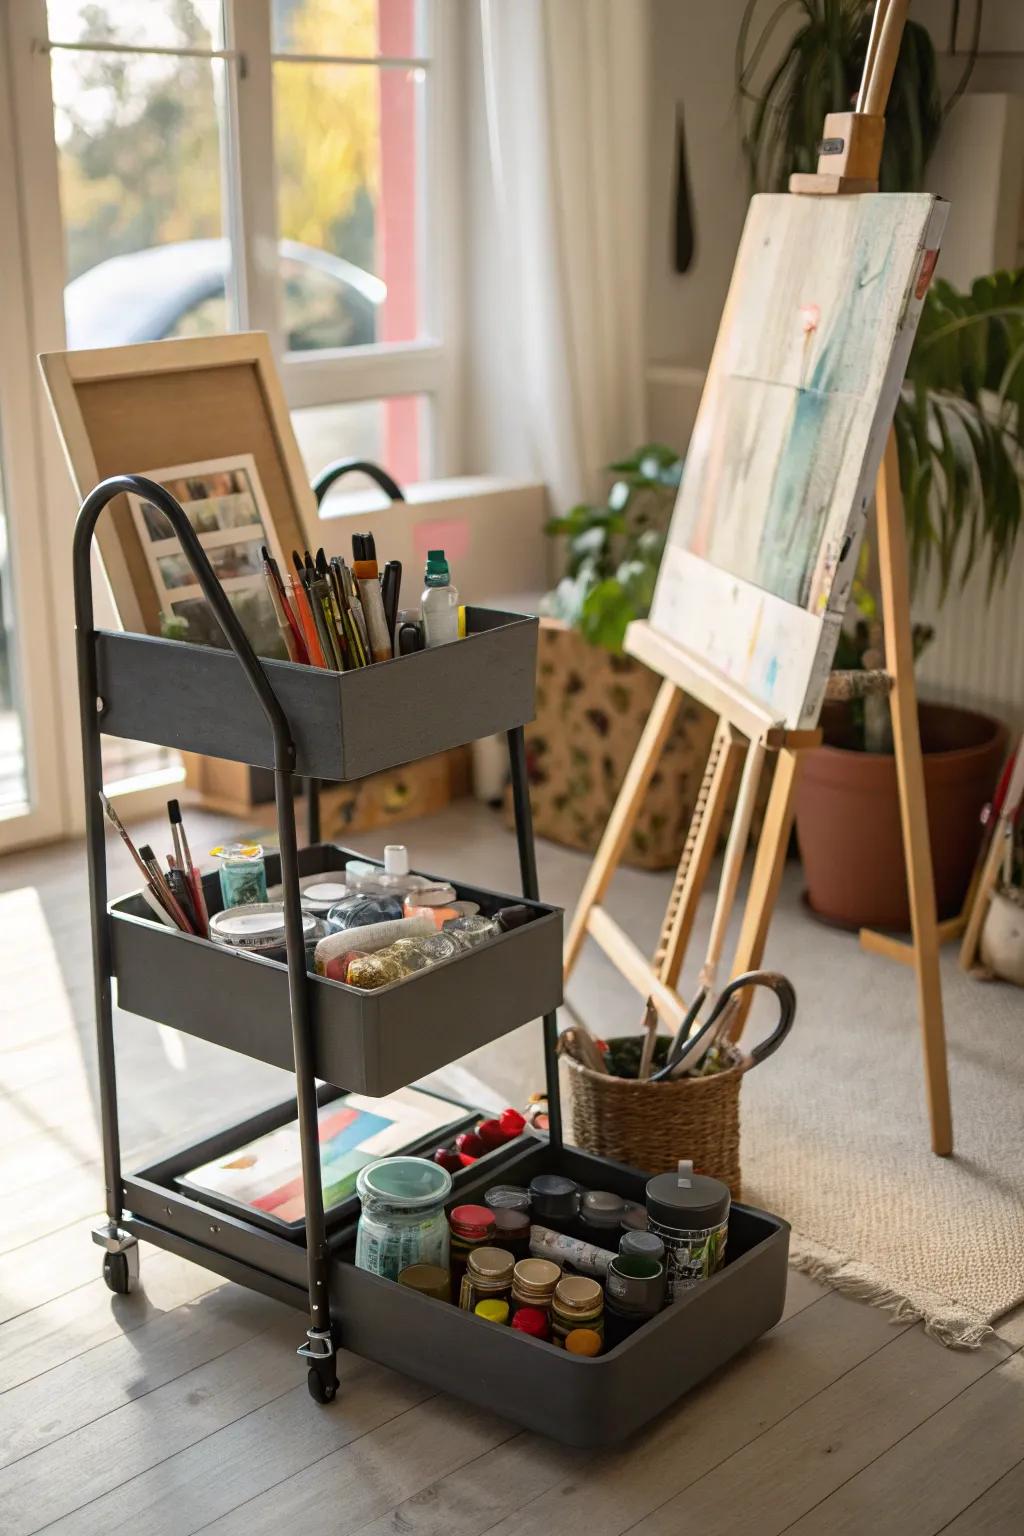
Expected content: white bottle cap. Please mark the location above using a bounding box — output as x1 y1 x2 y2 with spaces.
383 844 409 875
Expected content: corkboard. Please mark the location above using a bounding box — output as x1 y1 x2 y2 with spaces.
39 334 316 635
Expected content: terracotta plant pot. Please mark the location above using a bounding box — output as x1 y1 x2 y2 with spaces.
795 702 1007 931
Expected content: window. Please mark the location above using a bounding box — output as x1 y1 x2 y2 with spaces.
7 0 456 811
41 0 451 490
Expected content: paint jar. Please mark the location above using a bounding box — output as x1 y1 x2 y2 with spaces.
620 1205 649 1237
475 1299 510 1325
397 1264 452 1304
343 948 408 989
603 1294 648 1350
645 1160 730 1300
458 1246 516 1310
619 1230 666 1265
404 883 460 927
551 1276 604 1347
355 1157 452 1281
565 1328 603 1357
529 1226 615 1278
605 1253 666 1320
209 902 324 964
528 1174 580 1234
327 893 404 930
510 1306 550 1341
510 1258 561 1319
578 1190 630 1241
494 905 532 932
492 1208 531 1263
448 1204 496 1295
484 1185 531 1214
211 843 267 907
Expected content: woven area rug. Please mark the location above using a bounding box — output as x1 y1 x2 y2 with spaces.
738 895 1024 1347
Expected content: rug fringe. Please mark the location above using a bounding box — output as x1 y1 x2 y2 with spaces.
789 1232 994 1349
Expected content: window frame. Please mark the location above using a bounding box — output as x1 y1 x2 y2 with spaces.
3 0 462 831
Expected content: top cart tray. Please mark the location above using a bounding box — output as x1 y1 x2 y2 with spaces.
94 607 538 781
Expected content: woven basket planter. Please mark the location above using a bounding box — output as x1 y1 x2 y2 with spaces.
563 1046 744 1199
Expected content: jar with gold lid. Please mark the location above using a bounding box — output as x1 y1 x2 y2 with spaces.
510 1257 561 1318
458 1246 515 1310
551 1275 604 1347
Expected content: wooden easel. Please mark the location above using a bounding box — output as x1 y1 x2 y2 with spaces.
564 0 954 1156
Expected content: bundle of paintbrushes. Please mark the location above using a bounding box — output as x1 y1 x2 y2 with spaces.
100 793 209 937
261 536 406 672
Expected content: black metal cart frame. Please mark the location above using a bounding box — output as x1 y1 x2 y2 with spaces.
74 471 561 1402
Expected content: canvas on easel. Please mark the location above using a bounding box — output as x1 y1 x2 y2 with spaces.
564 0 956 1156
650 191 946 730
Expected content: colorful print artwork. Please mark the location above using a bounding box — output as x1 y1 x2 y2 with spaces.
650 192 947 729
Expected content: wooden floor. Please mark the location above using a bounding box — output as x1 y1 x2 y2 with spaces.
2 805 1022 1535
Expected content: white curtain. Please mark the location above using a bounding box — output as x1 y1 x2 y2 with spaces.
480 0 650 511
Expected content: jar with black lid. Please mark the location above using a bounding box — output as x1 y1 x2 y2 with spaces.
645 1160 729 1300
528 1174 580 1235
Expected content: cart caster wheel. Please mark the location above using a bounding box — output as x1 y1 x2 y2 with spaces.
307 1361 338 1404
103 1251 134 1294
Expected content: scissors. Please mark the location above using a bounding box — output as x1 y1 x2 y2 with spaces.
649 970 796 1082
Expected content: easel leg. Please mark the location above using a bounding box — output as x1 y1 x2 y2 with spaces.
563 678 680 976
727 746 804 1040
655 722 745 989
875 434 952 1155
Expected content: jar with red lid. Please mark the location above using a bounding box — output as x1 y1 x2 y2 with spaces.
510 1305 550 1341
449 1204 496 1293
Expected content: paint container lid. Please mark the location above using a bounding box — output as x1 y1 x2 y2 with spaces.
449 1204 496 1241
565 1328 603 1357
492 1209 530 1244
300 880 350 914
510 1306 549 1339
620 1203 648 1234
579 1190 629 1231
210 842 264 863
209 903 319 951
484 1185 531 1213
645 1160 730 1231
397 1264 451 1303
529 1174 580 1222
475 1299 510 1324
357 1157 453 1212
619 1230 666 1263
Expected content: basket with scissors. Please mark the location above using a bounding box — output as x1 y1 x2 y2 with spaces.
558 971 796 1199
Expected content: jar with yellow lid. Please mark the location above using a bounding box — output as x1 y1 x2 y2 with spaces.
458 1246 515 1310
475 1298 510 1325
510 1257 561 1318
551 1275 604 1347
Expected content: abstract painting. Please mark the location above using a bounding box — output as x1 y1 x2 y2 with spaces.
650 192 946 728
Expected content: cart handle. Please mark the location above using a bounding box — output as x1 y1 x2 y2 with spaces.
73 475 298 772
312 457 405 507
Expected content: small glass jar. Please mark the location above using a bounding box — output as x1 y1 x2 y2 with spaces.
484 1185 531 1214
355 1157 452 1281
449 1204 496 1295
403 883 460 927
345 948 408 989
492 1208 531 1263
327 893 403 930
211 842 267 907
510 1257 561 1318
551 1275 604 1347
442 914 499 948
578 1189 629 1241
458 1245 515 1310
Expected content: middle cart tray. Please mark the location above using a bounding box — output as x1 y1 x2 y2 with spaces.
109 843 563 1095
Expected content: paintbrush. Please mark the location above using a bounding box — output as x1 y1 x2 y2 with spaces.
138 843 195 933
330 557 369 666
261 545 307 663
637 996 660 1081
290 552 327 666
168 798 209 938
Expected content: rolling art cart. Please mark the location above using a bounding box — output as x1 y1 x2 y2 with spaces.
76 472 790 1448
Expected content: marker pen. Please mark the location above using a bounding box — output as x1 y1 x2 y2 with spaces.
351 533 393 662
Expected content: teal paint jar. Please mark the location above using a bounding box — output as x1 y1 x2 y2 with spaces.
355 1157 453 1282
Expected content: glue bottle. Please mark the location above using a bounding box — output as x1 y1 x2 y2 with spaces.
421 549 459 648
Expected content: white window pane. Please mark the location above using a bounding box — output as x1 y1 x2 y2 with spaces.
46 1 224 50
274 56 425 348
51 46 232 348
293 397 430 492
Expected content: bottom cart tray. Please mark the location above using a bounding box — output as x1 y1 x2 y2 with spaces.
124 1129 789 1448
